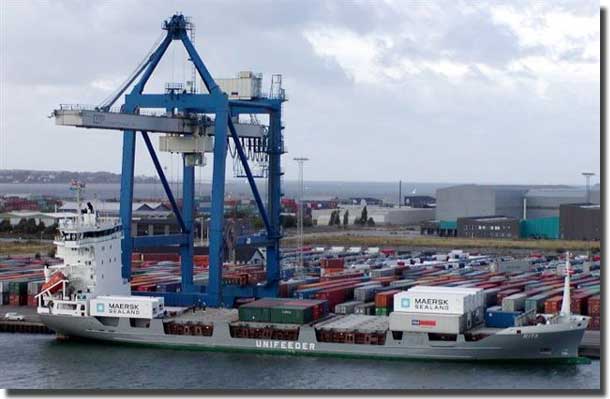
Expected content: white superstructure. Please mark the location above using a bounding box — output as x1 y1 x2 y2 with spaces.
36 190 162 320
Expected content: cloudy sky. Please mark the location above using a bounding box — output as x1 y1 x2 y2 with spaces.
0 1 600 185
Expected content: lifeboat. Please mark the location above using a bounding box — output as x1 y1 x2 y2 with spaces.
40 271 67 295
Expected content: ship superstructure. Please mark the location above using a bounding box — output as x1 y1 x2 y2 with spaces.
36 188 156 319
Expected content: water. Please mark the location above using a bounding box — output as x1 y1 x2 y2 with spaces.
0 334 600 390
0 181 454 203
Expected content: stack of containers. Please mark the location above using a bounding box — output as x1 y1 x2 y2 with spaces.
501 293 527 312
587 295 600 330
524 288 564 313
335 300 362 315
374 289 400 316
543 296 563 314
0 281 9 305
571 286 601 315
354 302 376 315
238 298 329 324
484 306 521 328
27 281 43 307
389 286 484 334
9 281 28 306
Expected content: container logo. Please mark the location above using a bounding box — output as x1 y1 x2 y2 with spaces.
411 319 437 327
96 303 105 312
401 298 411 308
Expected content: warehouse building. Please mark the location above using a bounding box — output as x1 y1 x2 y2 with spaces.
524 188 600 218
312 206 434 226
435 185 529 221
403 195 435 208
456 216 520 239
560 204 601 241
434 184 600 240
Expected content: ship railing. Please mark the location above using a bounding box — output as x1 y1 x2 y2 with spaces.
514 308 536 327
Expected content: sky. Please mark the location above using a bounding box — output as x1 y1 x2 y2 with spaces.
0 0 601 186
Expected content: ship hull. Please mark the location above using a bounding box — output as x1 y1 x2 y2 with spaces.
40 314 587 362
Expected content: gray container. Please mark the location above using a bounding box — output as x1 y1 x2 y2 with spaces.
502 293 527 312
483 288 501 307
28 281 43 295
354 285 382 302
389 311 468 334
389 279 416 289
525 289 563 313
370 267 395 278
334 301 362 315
354 302 376 315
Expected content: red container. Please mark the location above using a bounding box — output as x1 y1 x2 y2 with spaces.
496 288 521 302
588 317 600 330
571 292 596 315
380 249 395 256
375 290 399 308
194 255 209 267
588 295 600 317
320 258 345 269
544 296 562 314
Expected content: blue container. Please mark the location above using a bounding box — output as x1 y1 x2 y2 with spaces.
294 287 321 299
485 306 522 328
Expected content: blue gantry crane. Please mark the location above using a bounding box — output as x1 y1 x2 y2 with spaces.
52 14 286 307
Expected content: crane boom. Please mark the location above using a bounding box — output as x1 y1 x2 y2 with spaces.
53 108 265 138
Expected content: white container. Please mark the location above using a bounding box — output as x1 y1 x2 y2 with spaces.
409 286 485 309
216 71 262 100
394 288 478 315
90 296 164 319
389 311 468 334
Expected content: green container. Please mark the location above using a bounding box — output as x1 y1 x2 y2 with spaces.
375 307 389 316
270 306 313 324
8 281 27 295
238 306 271 322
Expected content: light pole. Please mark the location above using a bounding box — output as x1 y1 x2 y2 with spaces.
293 157 309 273
582 172 595 203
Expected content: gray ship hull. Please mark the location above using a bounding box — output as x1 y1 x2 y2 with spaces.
40 314 588 361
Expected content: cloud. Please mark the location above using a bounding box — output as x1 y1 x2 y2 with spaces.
0 0 600 185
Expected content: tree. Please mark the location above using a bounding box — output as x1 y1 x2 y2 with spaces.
281 215 297 228
342 210 349 228
24 218 38 235
360 206 368 225
0 219 11 232
43 223 59 237
328 211 335 226
367 217 375 226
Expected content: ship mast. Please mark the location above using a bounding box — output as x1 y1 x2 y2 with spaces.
560 251 571 317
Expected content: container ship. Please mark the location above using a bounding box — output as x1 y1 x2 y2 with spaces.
36 207 590 361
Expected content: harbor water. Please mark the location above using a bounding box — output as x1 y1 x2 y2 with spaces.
0 334 600 390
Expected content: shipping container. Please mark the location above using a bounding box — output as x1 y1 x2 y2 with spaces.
269 306 313 324
501 293 527 312
375 307 390 316
390 311 468 334
484 306 521 328
393 286 481 315
354 302 376 315
335 301 362 315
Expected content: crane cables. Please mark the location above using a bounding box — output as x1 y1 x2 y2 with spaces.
97 32 166 111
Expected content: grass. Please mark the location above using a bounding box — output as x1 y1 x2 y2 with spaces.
0 240 54 256
283 233 600 252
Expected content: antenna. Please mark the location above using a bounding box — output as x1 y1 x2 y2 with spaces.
581 172 595 203
293 157 309 274
560 251 571 317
